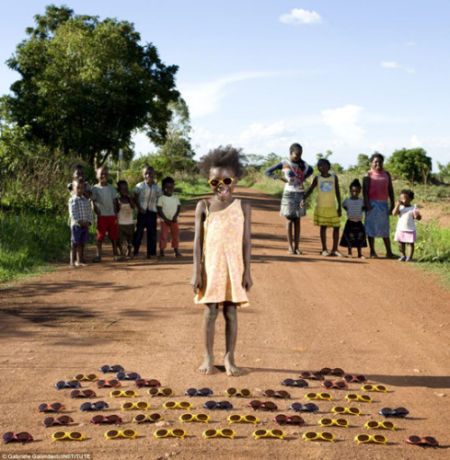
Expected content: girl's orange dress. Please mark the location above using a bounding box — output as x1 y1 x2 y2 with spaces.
194 199 249 307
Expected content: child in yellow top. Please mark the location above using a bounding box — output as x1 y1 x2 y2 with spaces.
191 147 252 376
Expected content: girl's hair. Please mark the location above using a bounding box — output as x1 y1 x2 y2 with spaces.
199 145 245 178
370 152 384 163
349 178 362 190
317 158 331 168
162 176 175 187
289 143 303 154
400 189 414 200
117 180 128 191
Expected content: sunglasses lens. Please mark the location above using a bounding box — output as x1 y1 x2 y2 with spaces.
44 417 54 427
322 393 331 399
149 379 160 387
322 432 334 440
100 365 109 373
123 402 133 409
106 430 118 438
87 374 97 380
223 178 233 185
134 414 146 422
424 437 438 445
155 429 168 437
221 401 232 409
172 429 185 437
163 388 172 396
380 407 392 415
357 434 370 442
362 395 371 401
197 414 208 421
227 387 237 396
53 431 66 439
337 381 346 388
246 415 257 422
180 402 191 408
321 418 332 426
150 413 161 421
71 432 82 439
275 414 287 423
209 179 219 187
92 415 104 423
378 385 387 391
80 403 91 411
264 389 275 397
55 381 65 389
70 390 80 397
204 429 216 437
304 432 316 439
199 387 212 396
332 368 344 376
344 375 352 382
278 391 289 398
272 430 283 437
383 421 394 429
305 403 318 412
374 435 386 443
241 389 251 397
204 401 216 409
306 393 315 399
408 435 421 443
149 388 158 395
116 372 125 379
337 419 347 426
300 371 310 378
396 407 408 415
357 375 366 382
75 374 84 381
290 402 302 411
181 414 192 421
123 430 135 437
334 406 344 413
323 381 332 388
291 416 303 424
52 403 63 411
348 394 357 400
85 390 95 397
265 402 276 410
283 379 293 385
135 379 144 387
350 408 360 414
111 365 123 372
320 367 331 375
229 415 240 422
250 400 261 408
186 388 197 396
367 421 378 428
137 402 148 409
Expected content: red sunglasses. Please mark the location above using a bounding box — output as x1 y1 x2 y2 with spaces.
90 414 123 425
406 435 439 447
43 416 73 427
248 400 278 411
70 389 97 398
322 379 348 390
2 432 33 444
273 414 305 426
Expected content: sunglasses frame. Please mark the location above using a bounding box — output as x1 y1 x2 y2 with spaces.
248 400 278 411
91 415 123 425
322 379 348 390
302 431 335 442
104 429 137 440
227 414 259 424
97 379 121 388
344 374 367 383
74 374 98 382
282 378 308 388
274 414 305 426
153 428 187 439
163 401 193 410
80 401 109 411
55 380 81 389
2 432 34 444
320 367 345 377
202 428 235 439
263 389 291 399
332 406 361 416
185 387 213 397
116 371 141 381
44 416 74 427
208 177 234 187
346 394 372 403
203 400 233 410
149 387 173 397
252 429 285 440
110 390 138 398
364 420 395 431
121 401 151 411
51 431 85 441
133 413 163 424
354 433 387 444
289 402 319 413
318 417 349 428
361 384 388 393
135 378 161 388
179 413 210 423
225 388 251 398
379 407 409 418
70 389 97 398
38 403 65 413
405 435 439 447
305 392 332 401
99 364 124 373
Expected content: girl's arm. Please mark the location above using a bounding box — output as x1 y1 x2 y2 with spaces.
387 171 395 213
304 164 314 180
191 200 206 292
392 200 402 216
264 162 287 182
114 197 120 214
334 175 342 217
362 175 371 211
242 201 253 291
301 176 318 203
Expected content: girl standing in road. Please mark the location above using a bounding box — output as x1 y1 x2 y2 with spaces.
192 146 252 376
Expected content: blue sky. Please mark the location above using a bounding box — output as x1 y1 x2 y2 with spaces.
1 1 449 168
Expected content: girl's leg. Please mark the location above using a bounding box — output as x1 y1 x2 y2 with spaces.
320 226 328 253
79 243 85 265
368 236 377 258
398 242 406 260
286 219 294 252
332 227 339 253
223 303 239 376
407 243 414 260
70 242 76 266
357 246 363 258
383 237 394 258
348 244 353 257
198 304 218 374
294 218 301 253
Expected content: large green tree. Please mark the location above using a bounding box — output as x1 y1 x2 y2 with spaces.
386 147 432 184
2 5 180 167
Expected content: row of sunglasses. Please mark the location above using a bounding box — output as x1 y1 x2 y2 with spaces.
2 429 439 446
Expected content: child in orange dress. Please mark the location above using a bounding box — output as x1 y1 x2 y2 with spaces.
191 147 252 376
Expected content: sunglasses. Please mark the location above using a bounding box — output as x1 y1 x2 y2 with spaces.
405 435 439 447
133 413 163 424
274 414 305 426
364 420 396 431
225 387 251 397
179 413 210 423
51 431 85 442
227 414 259 424
354 433 387 445
99 364 124 373
263 389 290 399
203 400 233 410
110 390 138 398
289 402 319 413
43 416 73 427
185 387 213 397
121 401 151 411
379 407 409 418
318 417 349 428
135 378 161 388
252 429 285 440
345 394 372 403
361 384 388 393
299 371 324 380
2 432 33 444
320 367 345 377
163 401 193 410
322 379 348 390
302 431 335 442
208 177 234 187
149 387 173 397
97 379 121 388
154 428 187 439
104 429 137 440
305 392 332 401
248 400 278 411
80 401 109 411
38 403 65 413
282 378 308 388
55 380 81 389
116 371 141 381
91 415 122 425
74 373 98 382
202 428 235 439
70 389 96 398
332 406 361 416
344 374 367 383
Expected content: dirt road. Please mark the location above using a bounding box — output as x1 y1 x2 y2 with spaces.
0 187 448 459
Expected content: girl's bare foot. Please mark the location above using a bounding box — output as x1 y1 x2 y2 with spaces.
224 353 240 376
370 252 378 259
198 355 214 374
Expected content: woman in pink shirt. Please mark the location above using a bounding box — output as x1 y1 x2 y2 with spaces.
362 153 395 258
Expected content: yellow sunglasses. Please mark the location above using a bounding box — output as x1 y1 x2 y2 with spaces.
163 401 193 410
110 390 138 398
179 413 210 423
302 431 335 442
318 418 349 428
252 429 285 440
361 384 388 393
227 414 259 424
73 374 98 382
202 428 235 439
332 406 361 416
133 413 163 424
364 420 396 431
208 177 234 187
225 388 252 397
354 433 387 444
305 392 332 401
104 429 137 440
148 387 173 397
121 401 151 411
52 431 85 442
154 428 187 439
346 394 372 403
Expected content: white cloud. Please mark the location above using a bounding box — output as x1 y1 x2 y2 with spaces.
321 105 365 144
410 134 422 147
381 61 415 74
279 8 322 25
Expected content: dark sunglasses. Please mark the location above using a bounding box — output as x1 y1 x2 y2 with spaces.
282 378 309 388
344 374 367 383
185 387 213 397
90 414 122 424
406 435 439 447
379 407 409 418
38 403 65 413
70 389 97 398
208 177 234 187
322 379 348 390
289 402 319 413
97 379 121 388
320 367 345 376
248 400 278 411
99 364 124 373
55 380 81 389
263 389 290 399
203 400 233 410
116 371 140 381
43 416 73 427
274 414 305 426
135 378 161 388
2 432 33 444
80 401 109 411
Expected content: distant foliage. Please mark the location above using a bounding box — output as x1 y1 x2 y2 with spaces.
386 148 432 184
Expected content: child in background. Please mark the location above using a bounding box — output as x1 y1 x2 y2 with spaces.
91 167 121 262
133 166 162 259
264 143 313 254
339 179 367 258
392 189 421 261
68 164 91 199
192 147 252 376
115 180 135 258
157 176 181 257
68 179 93 267
301 158 344 257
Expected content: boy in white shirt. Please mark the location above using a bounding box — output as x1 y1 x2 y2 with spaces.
157 176 181 257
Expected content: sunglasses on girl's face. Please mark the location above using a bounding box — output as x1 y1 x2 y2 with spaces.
208 177 234 187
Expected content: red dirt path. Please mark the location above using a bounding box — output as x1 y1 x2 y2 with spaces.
0 187 449 460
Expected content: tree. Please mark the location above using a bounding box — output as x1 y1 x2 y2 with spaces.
2 5 180 167
386 148 433 184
